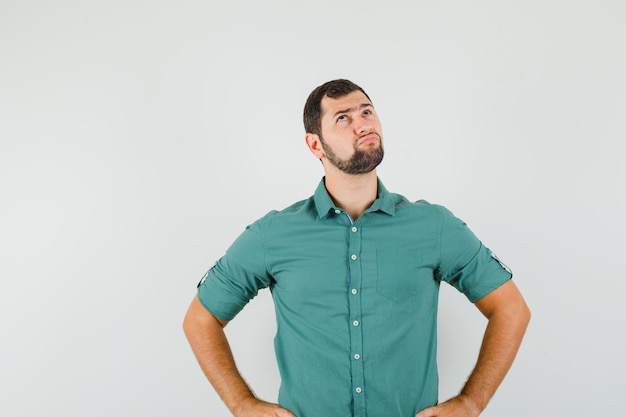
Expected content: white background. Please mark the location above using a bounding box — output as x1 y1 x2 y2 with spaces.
1 1 624 416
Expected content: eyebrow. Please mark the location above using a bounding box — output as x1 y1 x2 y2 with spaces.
332 103 373 119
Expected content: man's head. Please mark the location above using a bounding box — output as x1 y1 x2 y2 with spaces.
303 79 372 136
303 79 383 175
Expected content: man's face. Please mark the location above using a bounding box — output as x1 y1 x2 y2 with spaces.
317 91 384 175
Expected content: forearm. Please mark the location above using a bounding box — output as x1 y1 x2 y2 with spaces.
459 287 531 413
183 296 255 415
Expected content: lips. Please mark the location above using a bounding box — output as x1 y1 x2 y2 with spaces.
358 133 380 146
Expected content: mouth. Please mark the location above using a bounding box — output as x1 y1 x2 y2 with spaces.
357 133 380 146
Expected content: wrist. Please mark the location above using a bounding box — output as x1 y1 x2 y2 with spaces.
229 393 259 416
456 393 483 415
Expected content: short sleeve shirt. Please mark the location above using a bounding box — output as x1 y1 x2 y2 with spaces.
197 178 512 417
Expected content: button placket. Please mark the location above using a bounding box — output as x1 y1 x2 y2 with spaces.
346 217 365 415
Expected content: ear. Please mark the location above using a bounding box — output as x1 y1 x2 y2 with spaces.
305 133 325 159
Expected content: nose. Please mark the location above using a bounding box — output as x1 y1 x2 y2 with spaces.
354 117 373 135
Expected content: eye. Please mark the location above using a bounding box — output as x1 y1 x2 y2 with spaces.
336 115 348 123
363 109 372 116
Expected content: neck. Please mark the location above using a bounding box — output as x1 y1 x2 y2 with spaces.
323 168 378 220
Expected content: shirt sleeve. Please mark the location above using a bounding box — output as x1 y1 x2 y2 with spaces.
435 205 512 303
197 220 272 321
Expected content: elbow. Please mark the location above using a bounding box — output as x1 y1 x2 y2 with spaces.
498 293 531 333
182 296 228 340
182 296 204 340
182 307 195 340
521 300 531 329
510 296 531 335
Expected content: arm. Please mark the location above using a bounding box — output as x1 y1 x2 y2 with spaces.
183 295 295 417
416 280 531 417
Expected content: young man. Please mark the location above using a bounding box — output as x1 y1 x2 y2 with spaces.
183 79 530 417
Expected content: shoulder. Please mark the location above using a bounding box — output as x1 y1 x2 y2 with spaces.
392 193 453 221
251 196 317 228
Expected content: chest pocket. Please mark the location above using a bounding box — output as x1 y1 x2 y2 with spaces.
376 248 436 302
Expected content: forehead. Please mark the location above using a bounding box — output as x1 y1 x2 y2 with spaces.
320 90 372 119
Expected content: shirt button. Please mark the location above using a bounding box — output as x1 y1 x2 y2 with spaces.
351 288 357 295
350 254 357 260
352 320 359 327
355 387 362 394
354 353 361 360
351 226 357 232
334 209 341 214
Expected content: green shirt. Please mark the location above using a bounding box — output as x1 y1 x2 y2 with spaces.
197 178 512 417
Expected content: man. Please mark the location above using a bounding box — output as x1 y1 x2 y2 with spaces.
183 79 530 417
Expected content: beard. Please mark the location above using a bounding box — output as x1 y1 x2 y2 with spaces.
320 134 384 175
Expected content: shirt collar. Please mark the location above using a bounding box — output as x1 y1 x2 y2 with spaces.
313 177 396 219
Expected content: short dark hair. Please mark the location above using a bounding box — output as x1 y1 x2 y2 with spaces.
303 79 371 135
